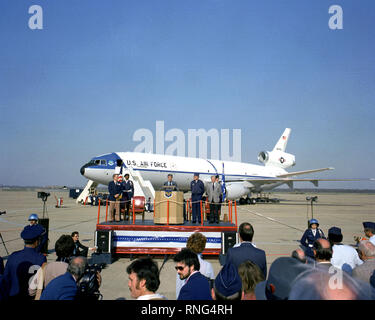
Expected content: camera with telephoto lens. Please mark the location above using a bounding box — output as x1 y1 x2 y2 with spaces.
37 192 50 201
77 263 106 300
306 196 318 202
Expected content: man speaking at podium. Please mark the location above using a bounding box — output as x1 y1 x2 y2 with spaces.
163 174 178 191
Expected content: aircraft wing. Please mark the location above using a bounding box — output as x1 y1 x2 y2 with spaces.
225 177 365 188
276 167 334 178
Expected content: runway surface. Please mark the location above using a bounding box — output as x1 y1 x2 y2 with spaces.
0 189 374 300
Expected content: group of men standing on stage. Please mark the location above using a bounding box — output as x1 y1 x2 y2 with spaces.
164 173 223 225
108 173 134 222
108 172 223 224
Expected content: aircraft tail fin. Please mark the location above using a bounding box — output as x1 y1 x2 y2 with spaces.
273 128 291 152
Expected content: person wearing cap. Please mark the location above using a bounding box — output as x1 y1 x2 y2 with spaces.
363 222 375 246
122 174 134 221
3 225 47 299
300 219 325 260
255 257 311 300
329 226 363 270
174 248 212 300
28 213 39 226
212 263 244 300
163 173 179 191
190 173 205 224
27 213 48 253
352 240 375 284
225 222 267 278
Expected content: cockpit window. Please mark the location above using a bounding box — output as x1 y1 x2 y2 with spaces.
100 160 107 165
95 160 100 165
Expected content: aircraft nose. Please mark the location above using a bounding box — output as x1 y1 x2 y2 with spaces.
80 166 85 176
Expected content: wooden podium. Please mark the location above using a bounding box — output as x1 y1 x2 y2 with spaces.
154 190 184 224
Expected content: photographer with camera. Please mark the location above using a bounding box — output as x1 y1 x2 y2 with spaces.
40 256 102 300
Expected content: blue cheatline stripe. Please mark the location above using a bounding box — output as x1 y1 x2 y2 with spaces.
86 165 275 180
114 235 221 244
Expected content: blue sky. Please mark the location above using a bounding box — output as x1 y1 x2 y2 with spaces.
0 0 374 188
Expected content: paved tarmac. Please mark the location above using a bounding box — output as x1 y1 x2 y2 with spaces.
0 189 374 300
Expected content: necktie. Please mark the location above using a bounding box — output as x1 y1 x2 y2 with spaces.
213 183 215 190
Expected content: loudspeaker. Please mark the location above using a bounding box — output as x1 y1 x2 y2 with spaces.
221 231 238 255
38 218 49 254
95 230 113 254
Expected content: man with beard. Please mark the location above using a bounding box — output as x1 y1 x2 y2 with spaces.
174 248 212 300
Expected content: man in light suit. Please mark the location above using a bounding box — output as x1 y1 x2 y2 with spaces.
206 175 223 224
163 174 178 191
226 222 267 278
108 174 121 222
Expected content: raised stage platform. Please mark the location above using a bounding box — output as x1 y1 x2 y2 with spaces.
96 219 238 256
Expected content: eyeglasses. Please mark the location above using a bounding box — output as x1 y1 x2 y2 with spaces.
175 266 185 271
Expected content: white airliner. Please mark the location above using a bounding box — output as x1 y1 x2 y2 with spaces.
79 128 352 202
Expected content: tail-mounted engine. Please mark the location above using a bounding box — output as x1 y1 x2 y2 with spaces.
258 150 296 169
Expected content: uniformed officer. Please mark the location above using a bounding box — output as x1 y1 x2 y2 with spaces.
3 225 47 300
300 219 326 260
122 174 134 221
27 213 47 254
28 213 39 226
190 173 205 224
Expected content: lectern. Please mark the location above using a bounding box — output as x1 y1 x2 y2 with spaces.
154 190 184 224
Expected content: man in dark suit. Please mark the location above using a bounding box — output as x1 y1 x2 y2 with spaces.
174 248 212 300
71 231 96 257
122 174 134 220
312 238 335 271
163 174 178 191
40 256 87 300
226 222 267 278
190 173 205 224
108 174 121 222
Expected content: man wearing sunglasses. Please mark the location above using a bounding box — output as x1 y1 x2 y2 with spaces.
173 248 212 300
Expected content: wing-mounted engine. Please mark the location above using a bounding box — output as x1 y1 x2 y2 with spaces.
225 182 251 200
258 150 296 169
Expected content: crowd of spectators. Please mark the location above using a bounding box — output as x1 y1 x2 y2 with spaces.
1 216 375 301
